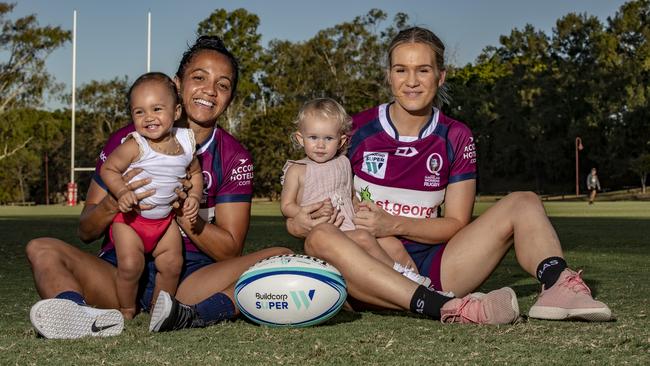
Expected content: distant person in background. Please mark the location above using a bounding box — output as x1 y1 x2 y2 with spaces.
586 168 601 205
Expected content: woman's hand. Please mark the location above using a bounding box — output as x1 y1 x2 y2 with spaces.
310 198 337 219
286 199 344 238
353 201 396 237
107 168 155 212
78 168 154 243
183 195 200 223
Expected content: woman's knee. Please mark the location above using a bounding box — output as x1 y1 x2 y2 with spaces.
26 238 65 267
304 223 342 256
503 191 542 211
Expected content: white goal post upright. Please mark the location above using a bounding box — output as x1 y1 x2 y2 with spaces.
67 10 152 205
67 9 77 206
147 11 151 72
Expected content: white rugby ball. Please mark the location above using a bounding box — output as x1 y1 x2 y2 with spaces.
235 254 347 327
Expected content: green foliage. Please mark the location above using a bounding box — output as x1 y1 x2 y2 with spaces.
0 108 68 203
630 153 650 192
197 8 266 135
263 9 397 114
240 102 303 199
74 76 131 170
447 0 650 192
3 3 650 200
0 2 71 112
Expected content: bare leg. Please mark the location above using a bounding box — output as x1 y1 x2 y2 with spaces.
377 236 418 269
441 192 564 296
305 223 418 310
25 237 120 308
344 229 395 267
113 223 145 319
589 189 597 204
176 247 293 305
150 221 183 309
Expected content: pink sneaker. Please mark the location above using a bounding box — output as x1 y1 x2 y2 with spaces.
529 269 612 321
440 287 520 325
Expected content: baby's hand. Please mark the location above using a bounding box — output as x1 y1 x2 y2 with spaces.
117 191 139 213
183 195 200 223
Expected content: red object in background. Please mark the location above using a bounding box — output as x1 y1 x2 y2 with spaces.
67 182 77 206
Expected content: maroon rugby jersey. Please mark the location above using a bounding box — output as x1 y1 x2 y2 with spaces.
349 103 476 219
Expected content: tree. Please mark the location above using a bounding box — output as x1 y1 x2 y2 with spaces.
0 108 67 203
630 153 650 193
73 76 130 170
0 2 71 112
197 8 266 134
240 103 301 199
262 9 398 115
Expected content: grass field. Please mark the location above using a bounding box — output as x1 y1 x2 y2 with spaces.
1 201 649 365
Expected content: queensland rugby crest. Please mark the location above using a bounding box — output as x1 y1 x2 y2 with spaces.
362 152 388 179
424 153 443 187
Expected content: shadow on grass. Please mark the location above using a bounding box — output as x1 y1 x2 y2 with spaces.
235 310 362 328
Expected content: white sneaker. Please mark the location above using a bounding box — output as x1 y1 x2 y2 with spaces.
30 299 123 339
393 262 432 287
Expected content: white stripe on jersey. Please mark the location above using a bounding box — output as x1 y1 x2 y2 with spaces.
354 176 445 219
378 104 440 139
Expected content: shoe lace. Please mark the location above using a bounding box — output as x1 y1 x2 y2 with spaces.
560 270 591 295
441 297 483 324
171 303 201 330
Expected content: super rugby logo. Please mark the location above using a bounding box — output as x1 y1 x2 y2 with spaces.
254 290 316 310
290 290 316 310
362 152 388 179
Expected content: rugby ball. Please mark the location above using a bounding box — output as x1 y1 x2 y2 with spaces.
235 254 347 327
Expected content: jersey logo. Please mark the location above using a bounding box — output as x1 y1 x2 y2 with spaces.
359 186 373 202
362 152 388 179
395 146 418 157
239 158 248 164
426 153 443 175
462 137 477 163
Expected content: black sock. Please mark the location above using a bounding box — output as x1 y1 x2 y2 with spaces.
409 285 454 319
536 256 567 289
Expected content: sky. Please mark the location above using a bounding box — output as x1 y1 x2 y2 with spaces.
10 0 628 109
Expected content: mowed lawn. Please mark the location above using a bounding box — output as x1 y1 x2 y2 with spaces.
0 201 648 365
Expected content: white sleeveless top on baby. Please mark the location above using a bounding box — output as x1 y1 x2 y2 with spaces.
128 127 196 219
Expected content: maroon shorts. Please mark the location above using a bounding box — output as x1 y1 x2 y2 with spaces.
110 211 174 253
403 240 446 291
